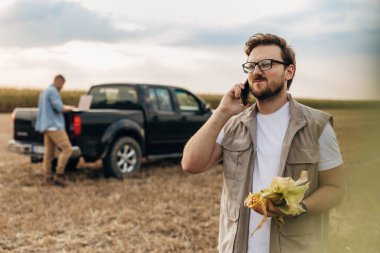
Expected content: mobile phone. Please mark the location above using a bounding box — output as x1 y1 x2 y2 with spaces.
240 79 250 106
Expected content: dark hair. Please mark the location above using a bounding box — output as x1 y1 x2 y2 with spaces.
244 33 296 89
54 74 65 82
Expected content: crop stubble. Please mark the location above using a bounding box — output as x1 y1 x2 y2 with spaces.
0 109 379 253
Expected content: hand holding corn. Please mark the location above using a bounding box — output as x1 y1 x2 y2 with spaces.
244 171 309 236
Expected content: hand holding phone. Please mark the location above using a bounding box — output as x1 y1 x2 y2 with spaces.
240 80 250 106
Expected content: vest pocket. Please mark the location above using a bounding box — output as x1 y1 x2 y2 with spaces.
279 215 315 236
222 138 252 181
285 147 318 191
219 198 240 252
287 147 318 164
278 215 317 252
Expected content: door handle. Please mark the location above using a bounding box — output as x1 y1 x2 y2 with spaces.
152 115 159 121
181 116 187 121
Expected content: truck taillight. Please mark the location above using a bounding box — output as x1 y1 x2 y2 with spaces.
11 111 15 137
73 115 82 136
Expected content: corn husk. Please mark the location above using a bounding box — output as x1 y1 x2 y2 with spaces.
244 171 309 236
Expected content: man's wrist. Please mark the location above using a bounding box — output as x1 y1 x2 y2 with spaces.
213 107 234 122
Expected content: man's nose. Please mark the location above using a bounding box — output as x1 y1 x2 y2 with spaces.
252 65 263 75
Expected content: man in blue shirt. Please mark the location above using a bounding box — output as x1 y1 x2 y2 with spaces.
35 74 75 187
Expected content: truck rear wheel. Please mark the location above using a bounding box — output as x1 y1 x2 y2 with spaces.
104 137 142 179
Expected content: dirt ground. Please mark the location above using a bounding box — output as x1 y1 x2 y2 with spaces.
0 113 222 253
1 109 379 253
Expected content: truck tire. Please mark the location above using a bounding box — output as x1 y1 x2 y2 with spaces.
104 137 142 179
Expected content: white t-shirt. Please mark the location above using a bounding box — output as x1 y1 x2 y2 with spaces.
216 102 343 253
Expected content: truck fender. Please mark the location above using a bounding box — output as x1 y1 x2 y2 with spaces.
99 119 145 159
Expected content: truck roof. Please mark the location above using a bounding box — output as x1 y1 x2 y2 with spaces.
90 83 189 91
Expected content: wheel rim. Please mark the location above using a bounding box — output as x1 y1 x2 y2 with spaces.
116 144 137 173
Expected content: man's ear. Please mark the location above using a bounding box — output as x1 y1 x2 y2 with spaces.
285 65 295 81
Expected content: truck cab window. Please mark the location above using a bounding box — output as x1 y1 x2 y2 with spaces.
175 90 201 113
148 88 174 112
90 86 138 109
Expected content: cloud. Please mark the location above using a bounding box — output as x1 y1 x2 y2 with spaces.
0 0 378 99
2 0 378 55
165 0 380 57
274 0 380 54
0 0 142 47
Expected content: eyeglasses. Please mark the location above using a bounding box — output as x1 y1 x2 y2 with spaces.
242 59 289 73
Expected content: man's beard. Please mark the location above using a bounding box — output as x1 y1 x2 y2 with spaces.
251 76 285 102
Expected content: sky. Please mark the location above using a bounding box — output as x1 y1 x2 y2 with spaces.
0 0 379 100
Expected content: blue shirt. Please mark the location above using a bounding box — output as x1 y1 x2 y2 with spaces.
35 84 65 132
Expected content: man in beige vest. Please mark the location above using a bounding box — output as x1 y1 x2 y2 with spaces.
182 33 344 253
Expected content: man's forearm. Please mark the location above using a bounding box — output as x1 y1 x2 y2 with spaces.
182 109 231 173
62 105 74 112
303 184 344 214
302 166 344 214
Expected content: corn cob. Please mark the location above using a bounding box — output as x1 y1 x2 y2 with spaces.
244 171 309 236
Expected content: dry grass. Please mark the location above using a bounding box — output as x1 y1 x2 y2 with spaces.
0 114 222 253
0 88 85 113
326 109 380 253
1 87 379 113
197 93 380 111
0 108 379 253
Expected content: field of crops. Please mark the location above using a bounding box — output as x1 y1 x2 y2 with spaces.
1 87 380 113
0 88 85 113
0 88 379 252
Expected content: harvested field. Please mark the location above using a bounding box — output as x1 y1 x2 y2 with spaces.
0 109 379 253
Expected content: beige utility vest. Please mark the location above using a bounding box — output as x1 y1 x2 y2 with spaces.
218 95 332 253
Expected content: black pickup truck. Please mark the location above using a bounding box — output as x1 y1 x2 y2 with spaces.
8 83 212 178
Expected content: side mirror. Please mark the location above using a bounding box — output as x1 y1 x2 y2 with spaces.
204 103 212 113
